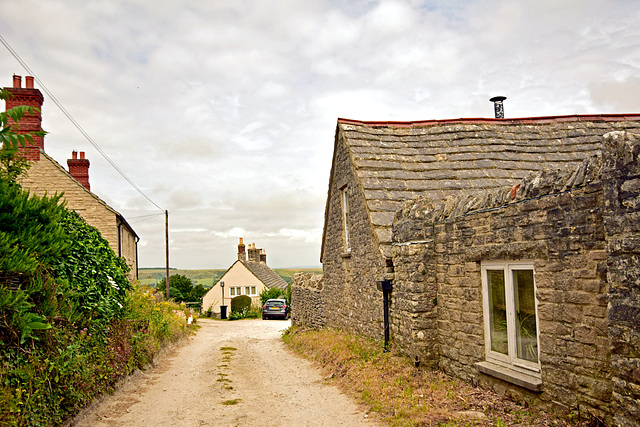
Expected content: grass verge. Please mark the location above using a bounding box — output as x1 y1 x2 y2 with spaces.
282 326 589 427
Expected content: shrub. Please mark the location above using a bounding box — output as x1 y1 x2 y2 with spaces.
259 287 284 305
230 295 251 314
0 174 193 425
0 284 191 426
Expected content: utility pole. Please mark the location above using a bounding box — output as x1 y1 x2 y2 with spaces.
165 210 170 300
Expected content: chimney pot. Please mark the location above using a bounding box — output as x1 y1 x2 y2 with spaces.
6 73 45 159
490 96 507 119
67 151 91 191
25 76 34 89
237 237 247 261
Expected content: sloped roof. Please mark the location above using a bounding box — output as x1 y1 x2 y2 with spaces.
323 114 640 259
215 260 288 290
241 260 289 290
25 151 139 239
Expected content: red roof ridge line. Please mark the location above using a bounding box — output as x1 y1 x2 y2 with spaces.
337 113 640 127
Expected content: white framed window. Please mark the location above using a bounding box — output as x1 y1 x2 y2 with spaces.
481 261 540 374
251 286 256 295
230 287 236 297
341 186 351 253
245 286 251 295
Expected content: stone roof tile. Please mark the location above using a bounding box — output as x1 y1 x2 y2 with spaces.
241 261 288 290
332 115 640 259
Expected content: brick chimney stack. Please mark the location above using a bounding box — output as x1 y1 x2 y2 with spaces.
67 151 91 191
260 249 267 264
248 243 261 262
3 74 45 161
237 237 246 261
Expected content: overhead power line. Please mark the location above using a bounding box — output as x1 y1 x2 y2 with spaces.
0 34 164 212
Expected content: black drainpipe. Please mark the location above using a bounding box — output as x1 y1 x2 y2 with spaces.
377 280 393 352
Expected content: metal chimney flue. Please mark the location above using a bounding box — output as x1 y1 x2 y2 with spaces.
490 96 507 119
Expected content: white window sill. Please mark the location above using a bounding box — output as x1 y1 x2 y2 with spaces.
475 361 542 392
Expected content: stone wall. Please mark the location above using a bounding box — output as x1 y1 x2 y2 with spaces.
601 131 640 427
291 272 325 328
388 133 640 425
320 133 388 338
389 231 439 368
305 122 640 425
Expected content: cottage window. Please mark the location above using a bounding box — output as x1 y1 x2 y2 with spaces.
341 187 351 253
230 287 236 297
481 262 540 373
245 286 251 295
251 286 256 295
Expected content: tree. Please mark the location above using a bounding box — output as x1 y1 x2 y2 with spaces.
156 274 206 303
0 88 46 184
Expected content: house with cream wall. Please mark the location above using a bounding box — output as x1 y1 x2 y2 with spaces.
4 74 139 279
202 238 288 314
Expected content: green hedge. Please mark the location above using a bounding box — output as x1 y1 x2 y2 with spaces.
231 295 252 313
0 177 193 425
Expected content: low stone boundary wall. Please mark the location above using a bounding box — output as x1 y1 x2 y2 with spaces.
291 272 325 328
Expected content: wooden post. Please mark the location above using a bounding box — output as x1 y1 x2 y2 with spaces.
165 210 170 300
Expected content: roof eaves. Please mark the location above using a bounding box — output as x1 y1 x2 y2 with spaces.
337 113 640 128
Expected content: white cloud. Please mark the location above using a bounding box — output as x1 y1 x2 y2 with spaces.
2 0 639 268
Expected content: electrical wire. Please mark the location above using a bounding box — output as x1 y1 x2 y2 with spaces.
127 212 166 224
0 34 164 212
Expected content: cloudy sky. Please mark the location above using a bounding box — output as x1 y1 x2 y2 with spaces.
2 0 639 269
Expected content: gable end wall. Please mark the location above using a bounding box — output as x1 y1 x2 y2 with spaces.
321 131 387 337
20 155 138 277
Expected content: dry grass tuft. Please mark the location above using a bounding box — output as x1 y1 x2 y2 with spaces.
283 327 588 427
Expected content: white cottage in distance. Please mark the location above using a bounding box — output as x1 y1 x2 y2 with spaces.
202 238 288 315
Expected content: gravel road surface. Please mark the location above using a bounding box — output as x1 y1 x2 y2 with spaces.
72 318 380 427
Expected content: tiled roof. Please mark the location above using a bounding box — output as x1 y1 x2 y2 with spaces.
334 114 640 258
241 261 289 290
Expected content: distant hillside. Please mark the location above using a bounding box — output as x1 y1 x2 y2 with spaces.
273 268 322 283
138 267 322 288
138 269 226 288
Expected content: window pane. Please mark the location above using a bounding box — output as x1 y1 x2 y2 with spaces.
513 269 538 363
342 189 350 250
487 269 508 355
251 286 256 295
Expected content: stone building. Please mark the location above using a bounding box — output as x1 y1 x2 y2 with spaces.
4 74 139 278
294 114 640 425
202 238 288 315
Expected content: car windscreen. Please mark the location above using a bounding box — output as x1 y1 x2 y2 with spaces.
266 301 284 307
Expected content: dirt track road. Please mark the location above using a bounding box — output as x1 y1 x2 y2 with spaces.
72 318 380 427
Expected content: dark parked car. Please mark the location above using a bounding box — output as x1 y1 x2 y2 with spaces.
262 299 289 320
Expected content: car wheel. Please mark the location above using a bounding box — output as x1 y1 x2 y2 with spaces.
262 315 266 320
